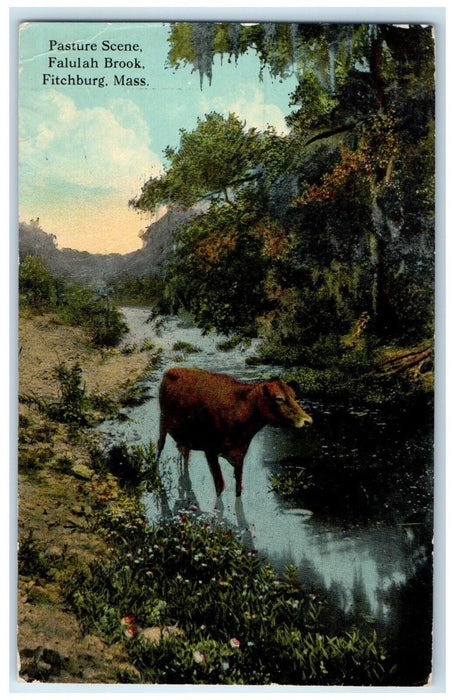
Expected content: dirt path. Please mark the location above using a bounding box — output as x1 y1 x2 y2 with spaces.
17 312 152 684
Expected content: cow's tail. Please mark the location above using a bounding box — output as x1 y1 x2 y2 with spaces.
157 415 167 460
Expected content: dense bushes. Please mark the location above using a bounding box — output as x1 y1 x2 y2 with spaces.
19 255 127 347
63 505 387 685
109 273 172 312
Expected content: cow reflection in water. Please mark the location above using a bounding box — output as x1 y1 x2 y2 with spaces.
158 449 255 550
157 367 312 498
158 446 198 520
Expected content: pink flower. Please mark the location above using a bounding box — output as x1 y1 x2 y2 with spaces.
122 614 136 625
230 637 241 649
193 650 206 664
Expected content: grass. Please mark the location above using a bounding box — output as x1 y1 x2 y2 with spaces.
63 503 388 685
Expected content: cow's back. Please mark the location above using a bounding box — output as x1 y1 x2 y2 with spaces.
159 367 242 408
159 367 250 451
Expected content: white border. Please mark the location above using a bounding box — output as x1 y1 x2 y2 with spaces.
6 5 448 698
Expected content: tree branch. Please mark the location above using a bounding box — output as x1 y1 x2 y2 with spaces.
302 121 358 148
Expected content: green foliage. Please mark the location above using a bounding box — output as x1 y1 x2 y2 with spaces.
18 530 54 581
46 362 90 426
148 23 435 356
102 441 162 492
19 255 64 311
109 274 171 312
19 256 127 347
172 340 201 354
63 506 387 685
164 203 267 336
19 360 125 428
132 112 262 211
58 284 127 348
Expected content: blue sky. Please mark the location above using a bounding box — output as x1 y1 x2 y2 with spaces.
19 21 298 253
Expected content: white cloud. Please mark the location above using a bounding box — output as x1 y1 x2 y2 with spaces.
200 85 289 135
19 90 163 195
228 87 289 134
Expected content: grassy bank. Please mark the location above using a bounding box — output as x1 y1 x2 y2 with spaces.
17 312 390 685
17 312 154 682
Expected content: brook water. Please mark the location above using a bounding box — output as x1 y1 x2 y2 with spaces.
98 307 433 630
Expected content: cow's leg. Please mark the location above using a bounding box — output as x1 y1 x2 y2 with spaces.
177 445 190 481
228 451 245 498
233 459 244 498
205 451 225 497
178 445 190 471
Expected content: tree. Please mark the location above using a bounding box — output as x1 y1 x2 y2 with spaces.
131 112 299 337
134 22 435 350
131 112 262 211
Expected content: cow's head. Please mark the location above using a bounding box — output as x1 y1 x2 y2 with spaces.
260 379 313 428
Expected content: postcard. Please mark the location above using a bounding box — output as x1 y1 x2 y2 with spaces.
17 18 437 687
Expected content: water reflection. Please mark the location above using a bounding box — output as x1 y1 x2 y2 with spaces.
144 441 409 623
99 308 432 640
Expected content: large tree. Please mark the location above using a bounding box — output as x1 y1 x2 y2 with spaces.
133 22 435 348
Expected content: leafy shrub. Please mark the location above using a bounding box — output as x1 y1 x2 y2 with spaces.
172 341 201 354
63 507 387 685
18 531 53 581
19 255 64 311
19 255 127 347
46 362 90 426
102 441 161 491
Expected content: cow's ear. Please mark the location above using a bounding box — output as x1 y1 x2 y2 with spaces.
286 380 301 397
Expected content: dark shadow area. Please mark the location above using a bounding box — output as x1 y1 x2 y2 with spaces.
267 400 433 528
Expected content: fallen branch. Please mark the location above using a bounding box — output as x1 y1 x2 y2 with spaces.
376 345 433 375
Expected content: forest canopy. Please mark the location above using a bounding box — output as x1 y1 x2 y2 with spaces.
131 22 435 362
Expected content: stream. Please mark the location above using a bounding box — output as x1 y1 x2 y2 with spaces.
98 307 433 630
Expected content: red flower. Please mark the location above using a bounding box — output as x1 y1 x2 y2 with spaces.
122 614 136 625
125 624 139 638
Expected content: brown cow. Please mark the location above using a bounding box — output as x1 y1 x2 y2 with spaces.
157 367 312 498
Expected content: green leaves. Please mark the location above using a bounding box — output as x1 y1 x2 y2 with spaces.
19 255 128 347
63 503 388 684
133 22 434 357
132 112 261 211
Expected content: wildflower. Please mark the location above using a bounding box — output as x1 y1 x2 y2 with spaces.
124 624 139 639
193 650 206 664
121 614 136 626
230 638 241 649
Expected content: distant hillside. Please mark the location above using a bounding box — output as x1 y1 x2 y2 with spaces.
18 206 198 285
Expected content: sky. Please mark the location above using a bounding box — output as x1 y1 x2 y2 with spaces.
18 21 297 254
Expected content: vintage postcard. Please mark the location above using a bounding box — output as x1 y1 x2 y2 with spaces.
17 17 438 687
